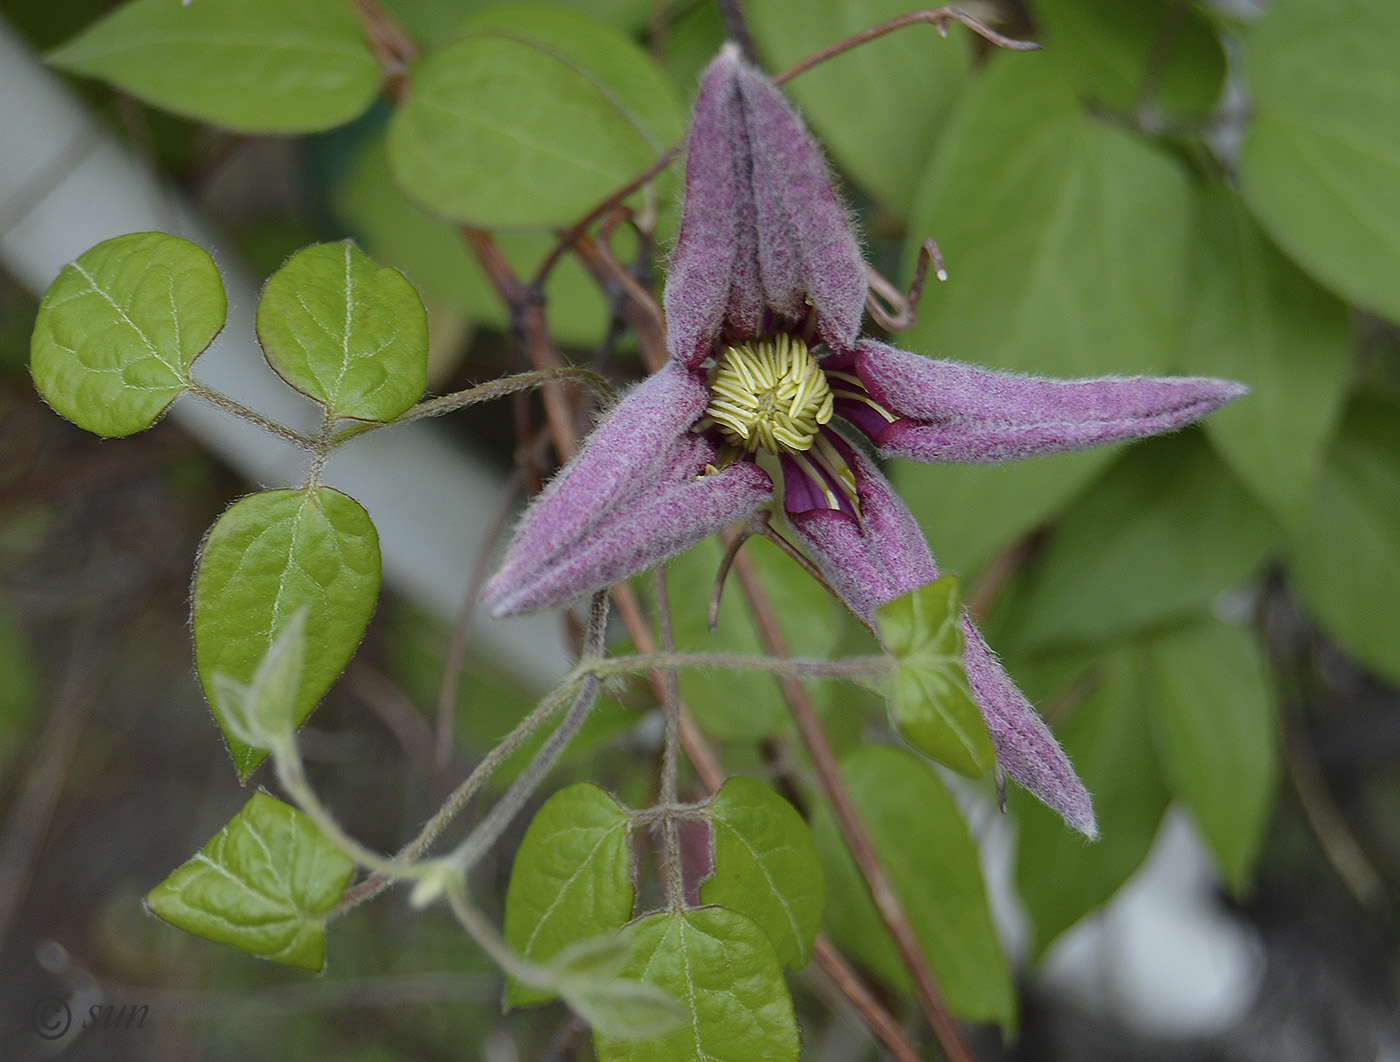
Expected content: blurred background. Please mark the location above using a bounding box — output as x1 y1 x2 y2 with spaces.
2 0 1398 1059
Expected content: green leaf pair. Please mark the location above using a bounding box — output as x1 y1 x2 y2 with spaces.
503 778 823 1058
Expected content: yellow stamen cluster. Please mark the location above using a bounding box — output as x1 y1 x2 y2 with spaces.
705 335 834 455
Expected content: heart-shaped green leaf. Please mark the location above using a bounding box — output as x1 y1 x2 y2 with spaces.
503 783 635 1006
194 487 381 781
698 776 824 969
146 791 354 971
593 906 800 1062
30 231 225 437
876 576 993 778
256 242 428 422
46 0 381 133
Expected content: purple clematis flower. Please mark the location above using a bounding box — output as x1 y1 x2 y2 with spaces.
486 44 1246 838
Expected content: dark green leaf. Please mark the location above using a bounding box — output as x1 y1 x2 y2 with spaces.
193 488 381 780
30 232 225 437
503 783 635 1007
1006 432 1277 651
1031 0 1227 115
46 0 381 133
146 792 354 971
876 577 993 777
1238 0 1400 324
745 0 970 213
256 242 427 422
1181 188 1353 519
594 906 800 1062
812 745 1015 1025
1014 647 1170 957
1286 393 1400 686
388 7 680 227
1144 619 1279 892
699 776 824 969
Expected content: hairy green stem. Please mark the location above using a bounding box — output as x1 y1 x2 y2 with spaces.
184 378 317 450
654 567 685 910
583 650 891 682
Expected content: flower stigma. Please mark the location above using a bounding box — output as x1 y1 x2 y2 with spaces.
705 334 834 455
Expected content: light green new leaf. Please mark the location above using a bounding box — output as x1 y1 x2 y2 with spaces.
1286 393 1400 687
1005 432 1277 652
388 6 680 227
146 792 354 971
194 488 381 781
876 577 993 777
1239 0 1400 325
1014 647 1170 957
897 54 1193 571
745 0 970 214
698 776 824 969
1144 619 1279 893
1031 0 1227 115
812 745 1015 1025
503 783 634 1007
46 0 381 133
660 537 842 741
594 907 800 1062
211 607 310 754
1181 188 1353 519
546 936 685 1040
30 232 225 437
256 242 427 422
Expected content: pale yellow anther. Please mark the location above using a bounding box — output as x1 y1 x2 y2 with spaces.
705 335 834 455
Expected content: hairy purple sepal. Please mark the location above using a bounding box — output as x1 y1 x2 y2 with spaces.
665 45 868 368
854 341 1248 462
486 364 773 616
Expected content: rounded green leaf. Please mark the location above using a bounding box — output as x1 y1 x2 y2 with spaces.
745 0 970 214
811 744 1015 1025
388 7 681 227
1239 0 1400 325
594 907 800 1062
30 231 225 437
1145 619 1279 893
1286 393 1400 687
1031 0 1227 115
1013 647 1171 957
256 242 428 422
1005 431 1278 652
146 792 354 971
45 0 381 133
503 783 635 1006
1181 188 1353 519
876 576 994 778
194 487 381 780
698 776 824 970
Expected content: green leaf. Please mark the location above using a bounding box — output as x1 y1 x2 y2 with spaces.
1144 619 1279 893
46 0 381 133
812 745 1015 1025
256 242 427 422
193 488 381 780
1013 647 1170 957
1181 188 1353 519
876 577 993 777
1286 393 1400 686
661 536 842 742
388 6 681 227
146 791 354 971
30 232 225 437
594 907 800 1062
896 54 1193 571
503 783 635 1007
745 0 970 214
1238 0 1400 324
1005 431 1278 651
698 776 824 969
1031 0 1227 115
